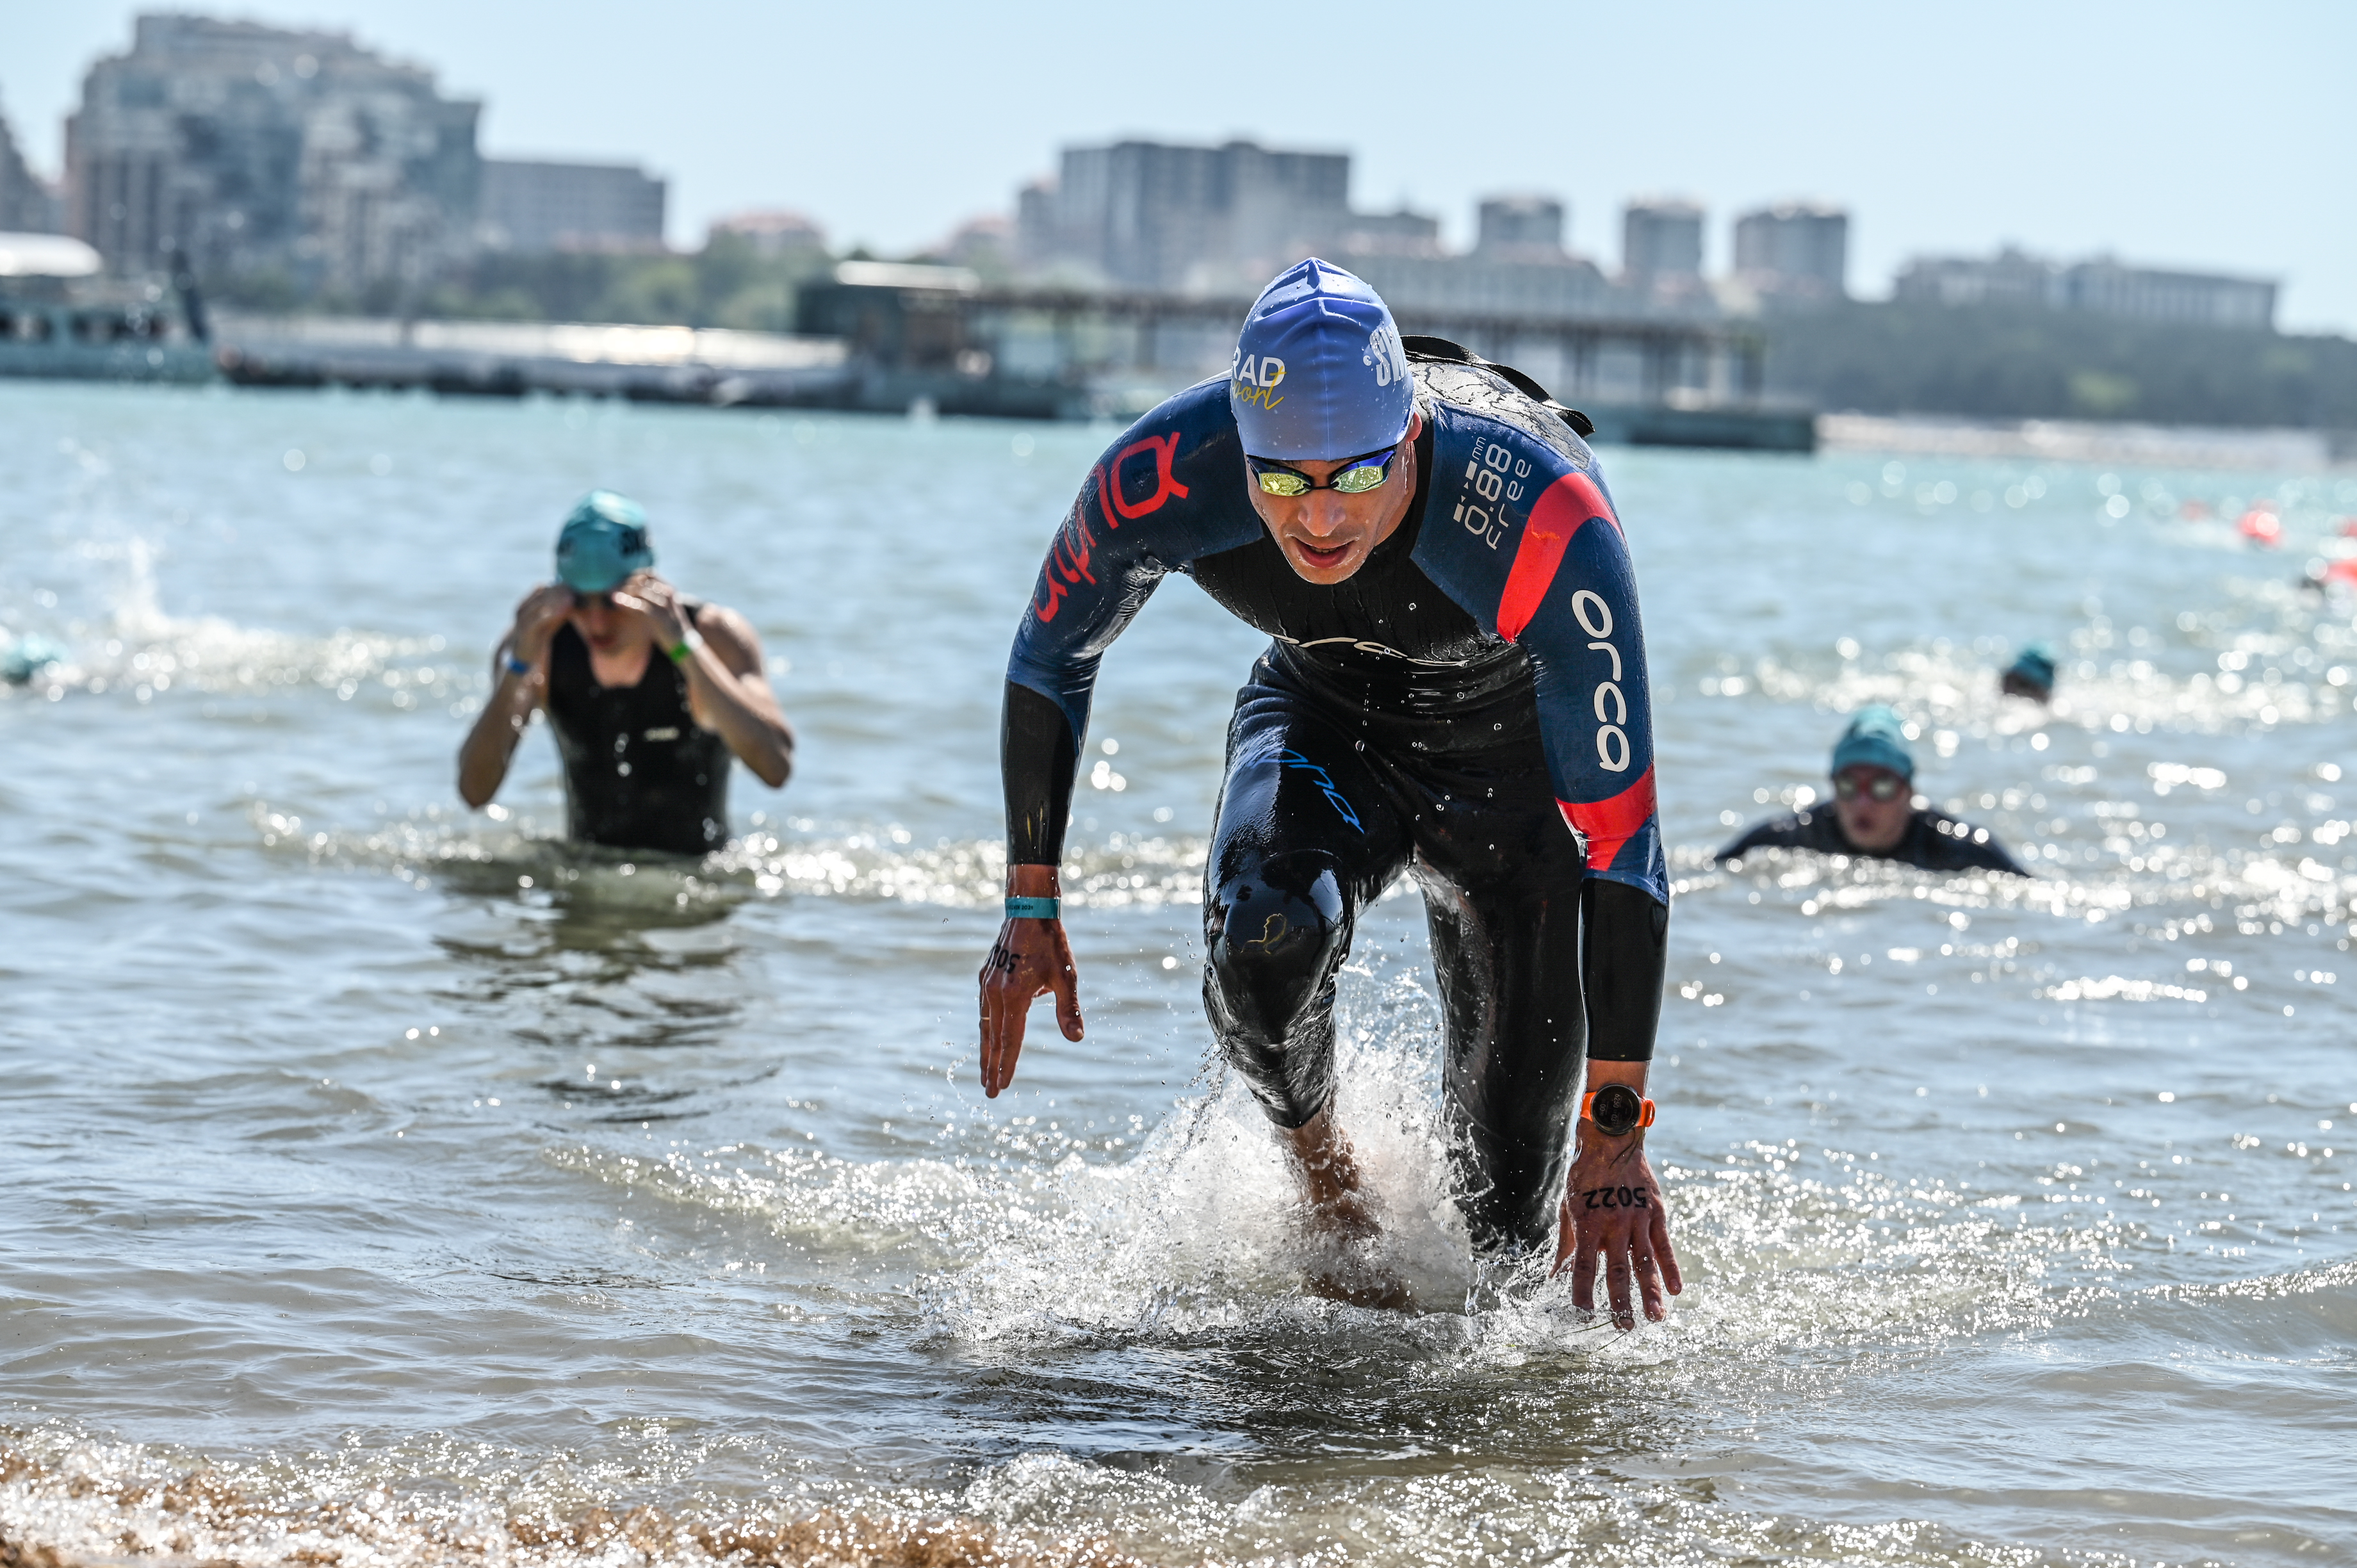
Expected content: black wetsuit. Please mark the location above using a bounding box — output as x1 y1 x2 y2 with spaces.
1002 354 1668 1251
1717 806 2028 876
546 605 731 856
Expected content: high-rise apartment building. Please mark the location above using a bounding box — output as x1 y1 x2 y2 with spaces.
478 159 665 253
65 14 480 291
1732 202 1848 303
1020 138 1355 293
1621 199 1702 286
1477 195 1565 256
0 97 63 233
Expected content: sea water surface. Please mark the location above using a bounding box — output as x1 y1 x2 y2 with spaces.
2 382 2353 1567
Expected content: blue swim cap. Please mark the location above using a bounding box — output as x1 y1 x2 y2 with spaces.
1831 704 1915 781
555 491 655 593
2006 642 2058 692
1229 258 1414 461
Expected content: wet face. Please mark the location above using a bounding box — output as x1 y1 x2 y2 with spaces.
1832 764 1912 853
567 588 642 655
1246 412 1423 585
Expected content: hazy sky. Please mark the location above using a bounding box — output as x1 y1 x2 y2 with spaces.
11 1 2353 330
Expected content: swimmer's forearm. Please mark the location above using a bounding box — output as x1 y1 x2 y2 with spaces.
1581 879 1668 1063
681 649 793 786
456 660 540 806
1002 681 1079 865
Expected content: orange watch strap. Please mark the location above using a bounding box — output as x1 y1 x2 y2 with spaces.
1579 1089 1658 1128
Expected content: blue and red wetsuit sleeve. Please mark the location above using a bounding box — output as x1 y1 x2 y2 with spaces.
1002 384 1256 865
1413 411 1668 1061
1493 467 1670 909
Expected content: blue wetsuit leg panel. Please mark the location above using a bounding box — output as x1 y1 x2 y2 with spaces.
1203 677 1413 1131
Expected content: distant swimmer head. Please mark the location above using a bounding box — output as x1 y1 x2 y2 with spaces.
2001 642 2057 703
554 491 655 594
1230 258 1414 463
1831 703 1916 783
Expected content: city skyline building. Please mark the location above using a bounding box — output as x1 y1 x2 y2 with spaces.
0 94 63 233
64 14 480 292
1621 198 1702 285
1732 201 1848 305
1476 195 1566 257
1894 246 2275 330
709 208 827 257
1018 138 1356 293
478 158 664 253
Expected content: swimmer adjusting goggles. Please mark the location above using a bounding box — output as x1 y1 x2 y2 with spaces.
1246 445 1401 498
1581 1084 1656 1138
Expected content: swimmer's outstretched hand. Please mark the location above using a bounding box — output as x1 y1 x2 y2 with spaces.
1554 1130 1681 1329
976 865 1082 1097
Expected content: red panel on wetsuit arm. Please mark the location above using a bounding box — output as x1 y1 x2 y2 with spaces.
1496 471 1620 644
1560 766 1657 874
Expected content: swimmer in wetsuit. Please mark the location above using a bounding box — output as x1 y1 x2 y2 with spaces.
2001 642 2057 703
975 260 1678 1325
457 492 793 855
1717 704 2027 876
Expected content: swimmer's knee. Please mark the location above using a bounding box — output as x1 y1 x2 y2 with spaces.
1202 853 1351 1128
1203 852 1348 1043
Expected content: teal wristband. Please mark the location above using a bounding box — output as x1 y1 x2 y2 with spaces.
505 654 532 676
1004 895 1061 921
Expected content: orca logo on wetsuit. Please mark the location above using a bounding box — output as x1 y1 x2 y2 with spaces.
1572 590 1631 772
1281 749 1362 831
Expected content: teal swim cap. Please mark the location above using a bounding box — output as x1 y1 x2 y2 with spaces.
1831 704 1914 780
555 491 655 593
2006 642 2058 693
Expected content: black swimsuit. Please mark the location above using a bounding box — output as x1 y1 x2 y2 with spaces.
1717 807 2028 876
545 607 731 856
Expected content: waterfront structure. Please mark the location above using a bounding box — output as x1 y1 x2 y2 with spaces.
478 159 664 253
794 260 1800 448
1893 247 2276 330
1622 199 1702 287
64 15 480 293
1733 202 1848 304
0 99 63 233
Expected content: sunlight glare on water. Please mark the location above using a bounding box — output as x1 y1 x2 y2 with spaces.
1 382 2353 1566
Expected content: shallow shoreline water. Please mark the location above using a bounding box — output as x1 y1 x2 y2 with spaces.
2 382 2353 1566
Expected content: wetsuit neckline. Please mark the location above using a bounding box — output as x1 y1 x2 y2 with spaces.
564 602 699 692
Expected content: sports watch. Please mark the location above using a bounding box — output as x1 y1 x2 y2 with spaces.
1581 1083 1656 1137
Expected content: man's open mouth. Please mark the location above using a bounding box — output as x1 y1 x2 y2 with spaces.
1296 539 1352 568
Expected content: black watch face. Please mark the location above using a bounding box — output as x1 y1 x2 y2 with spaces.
1590 1082 1643 1136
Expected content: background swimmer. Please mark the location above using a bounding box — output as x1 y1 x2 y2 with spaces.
1718 703 2027 876
2001 642 2057 703
457 491 793 856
